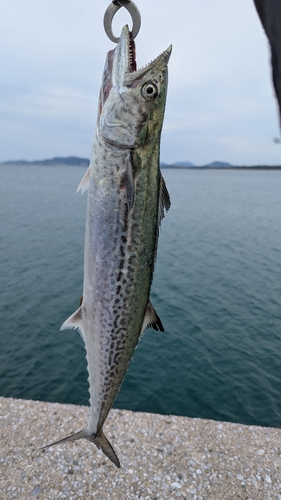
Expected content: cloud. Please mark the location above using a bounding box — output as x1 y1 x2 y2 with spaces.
0 0 280 164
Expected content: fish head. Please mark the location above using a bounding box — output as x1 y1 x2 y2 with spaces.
99 25 172 149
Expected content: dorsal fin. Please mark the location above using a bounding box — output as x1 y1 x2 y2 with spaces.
158 173 171 225
141 301 164 335
153 173 171 265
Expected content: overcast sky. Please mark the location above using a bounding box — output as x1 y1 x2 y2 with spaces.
0 0 280 165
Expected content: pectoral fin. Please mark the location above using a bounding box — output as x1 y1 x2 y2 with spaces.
77 166 90 194
120 159 135 209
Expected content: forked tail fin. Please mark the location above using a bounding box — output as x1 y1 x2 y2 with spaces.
41 428 87 448
90 431 120 468
41 428 120 468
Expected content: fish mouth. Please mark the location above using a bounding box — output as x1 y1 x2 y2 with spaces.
112 25 137 87
101 25 171 108
101 25 136 106
128 29 137 73
113 25 172 87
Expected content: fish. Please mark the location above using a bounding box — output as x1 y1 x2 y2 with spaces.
43 25 172 468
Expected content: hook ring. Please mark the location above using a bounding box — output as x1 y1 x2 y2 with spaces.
103 1 141 43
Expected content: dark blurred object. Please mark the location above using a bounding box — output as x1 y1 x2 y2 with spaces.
253 0 281 128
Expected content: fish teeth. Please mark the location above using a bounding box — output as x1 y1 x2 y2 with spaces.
131 47 172 74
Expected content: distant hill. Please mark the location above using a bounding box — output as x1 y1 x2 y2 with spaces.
173 161 194 167
202 161 233 168
161 161 194 168
1 156 90 167
161 160 235 168
1 157 280 170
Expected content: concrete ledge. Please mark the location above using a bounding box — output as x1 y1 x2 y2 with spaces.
1 396 281 499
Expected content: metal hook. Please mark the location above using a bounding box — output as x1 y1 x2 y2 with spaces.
103 1 141 43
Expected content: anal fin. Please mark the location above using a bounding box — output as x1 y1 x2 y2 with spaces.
60 306 85 341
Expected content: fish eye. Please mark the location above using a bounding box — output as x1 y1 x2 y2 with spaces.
141 82 158 100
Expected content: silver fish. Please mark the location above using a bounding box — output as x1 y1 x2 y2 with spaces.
44 25 171 468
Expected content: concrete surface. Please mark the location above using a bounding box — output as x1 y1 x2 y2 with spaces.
1 397 281 499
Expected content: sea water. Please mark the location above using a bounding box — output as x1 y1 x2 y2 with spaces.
1 165 281 427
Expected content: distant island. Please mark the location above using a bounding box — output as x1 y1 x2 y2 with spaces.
1 157 281 169
161 160 281 169
160 160 234 168
0 156 90 167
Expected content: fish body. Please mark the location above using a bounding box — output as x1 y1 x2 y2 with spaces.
45 26 171 467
